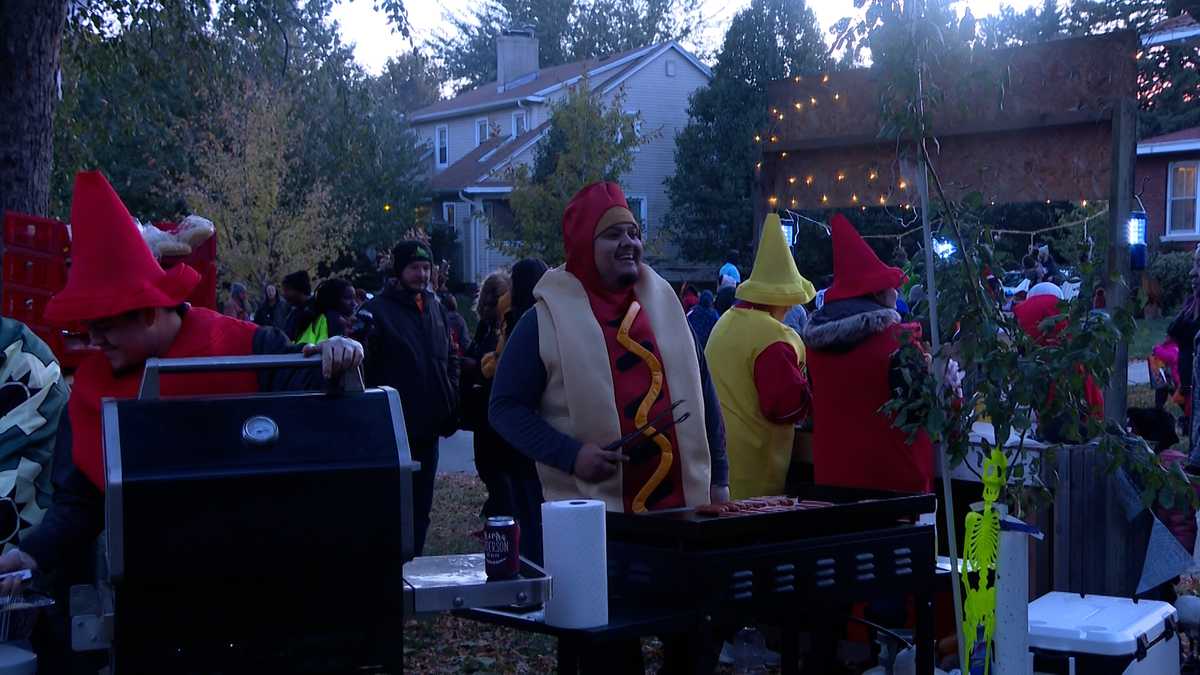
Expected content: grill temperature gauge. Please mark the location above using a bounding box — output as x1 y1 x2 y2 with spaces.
241 415 279 447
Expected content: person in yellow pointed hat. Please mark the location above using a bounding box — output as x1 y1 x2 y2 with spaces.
705 214 816 499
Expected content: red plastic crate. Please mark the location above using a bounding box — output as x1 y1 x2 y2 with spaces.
3 248 68 291
2 284 54 326
3 212 70 256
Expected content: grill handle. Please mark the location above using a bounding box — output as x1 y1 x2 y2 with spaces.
139 354 365 400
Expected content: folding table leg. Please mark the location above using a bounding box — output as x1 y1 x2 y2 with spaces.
557 637 579 675
915 591 935 674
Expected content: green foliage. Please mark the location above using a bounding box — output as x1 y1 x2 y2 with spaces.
430 0 703 93
663 0 827 264
496 81 648 262
50 0 428 289
1150 250 1195 311
849 0 1194 518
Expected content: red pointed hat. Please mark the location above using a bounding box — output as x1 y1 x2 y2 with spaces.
44 171 199 325
823 213 908 303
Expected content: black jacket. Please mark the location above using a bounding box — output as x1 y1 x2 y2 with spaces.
1169 307 1200 394
363 287 460 444
21 326 322 575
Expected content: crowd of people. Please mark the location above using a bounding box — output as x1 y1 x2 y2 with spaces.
0 171 1125 670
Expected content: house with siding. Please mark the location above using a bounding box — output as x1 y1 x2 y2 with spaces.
410 29 711 283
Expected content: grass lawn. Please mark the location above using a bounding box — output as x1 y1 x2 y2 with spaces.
1129 316 1172 359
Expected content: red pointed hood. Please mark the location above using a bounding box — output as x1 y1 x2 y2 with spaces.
44 171 199 325
562 181 639 320
824 213 907 303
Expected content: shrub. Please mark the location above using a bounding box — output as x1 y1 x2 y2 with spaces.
1150 251 1194 312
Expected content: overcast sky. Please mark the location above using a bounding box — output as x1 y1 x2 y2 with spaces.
330 0 1042 74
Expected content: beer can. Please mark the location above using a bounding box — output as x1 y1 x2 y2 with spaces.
483 516 521 580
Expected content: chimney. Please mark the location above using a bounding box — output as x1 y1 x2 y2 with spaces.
496 27 539 92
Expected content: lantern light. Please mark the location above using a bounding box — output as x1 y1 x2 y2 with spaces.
869 171 878 181
754 134 761 143
789 176 797 184
899 179 908 190
1129 209 1148 270
805 175 814 186
769 195 778 206
836 172 846 182
384 203 392 212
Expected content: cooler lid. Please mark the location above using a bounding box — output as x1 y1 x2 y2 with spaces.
1028 592 1177 656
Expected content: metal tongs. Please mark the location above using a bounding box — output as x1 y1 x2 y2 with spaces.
603 400 690 453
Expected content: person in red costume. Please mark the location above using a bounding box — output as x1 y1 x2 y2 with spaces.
0 171 362 586
800 214 934 494
1012 281 1104 441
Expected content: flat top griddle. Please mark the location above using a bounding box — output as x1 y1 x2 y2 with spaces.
606 484 936 547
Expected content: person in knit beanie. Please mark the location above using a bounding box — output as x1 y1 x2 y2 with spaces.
361 239 459 557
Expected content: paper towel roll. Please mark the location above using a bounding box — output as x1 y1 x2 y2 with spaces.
542 499 608 628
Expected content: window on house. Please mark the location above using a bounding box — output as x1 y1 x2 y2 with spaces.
513 111 527 136
665 59 677 77
476 118 489 147
436 125 449 167
625 196 647 232
1169 162 1199 236
443 202 456 227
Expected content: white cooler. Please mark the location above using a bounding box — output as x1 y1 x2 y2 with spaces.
1028 592 1179 675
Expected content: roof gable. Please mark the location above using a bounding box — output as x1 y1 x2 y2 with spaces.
411 42 710 123
430 120 552 194
1138 126 1200 155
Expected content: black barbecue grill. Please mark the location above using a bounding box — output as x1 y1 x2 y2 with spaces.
606 484 939 673
69 354 552 673
72 354 415 672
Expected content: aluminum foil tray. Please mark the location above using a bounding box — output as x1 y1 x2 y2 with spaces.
402 554 551 615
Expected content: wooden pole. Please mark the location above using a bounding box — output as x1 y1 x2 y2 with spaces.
1103 98 1136 423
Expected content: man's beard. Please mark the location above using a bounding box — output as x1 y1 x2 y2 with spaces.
616 270 640 288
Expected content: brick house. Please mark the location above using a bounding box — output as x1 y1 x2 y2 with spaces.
1137 126 1200 251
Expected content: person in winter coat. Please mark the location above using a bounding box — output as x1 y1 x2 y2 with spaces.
687 290 720 350
253 284 292 334
281 270 313 340
442 293 470 357
801 214 934 494
707 214 816 499
476 259 549 563
294 279 355 344
462 271 510 515
363 241 460 556
489 182 729 513
1172 253 1200 447
223 282 250 321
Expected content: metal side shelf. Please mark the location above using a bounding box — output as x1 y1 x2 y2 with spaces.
402 554 552 616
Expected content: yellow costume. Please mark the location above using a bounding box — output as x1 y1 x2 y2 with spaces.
705 215 815 499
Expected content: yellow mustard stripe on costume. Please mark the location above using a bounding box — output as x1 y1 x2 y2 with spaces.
617 302 673 513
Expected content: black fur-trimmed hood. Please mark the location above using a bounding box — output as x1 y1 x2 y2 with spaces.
800 298 901 352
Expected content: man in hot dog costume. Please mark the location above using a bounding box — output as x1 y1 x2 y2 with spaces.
0 172 362 597
706 214 816 499
490 181 728 512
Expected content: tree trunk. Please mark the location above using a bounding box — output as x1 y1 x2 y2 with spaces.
0 0 69 218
